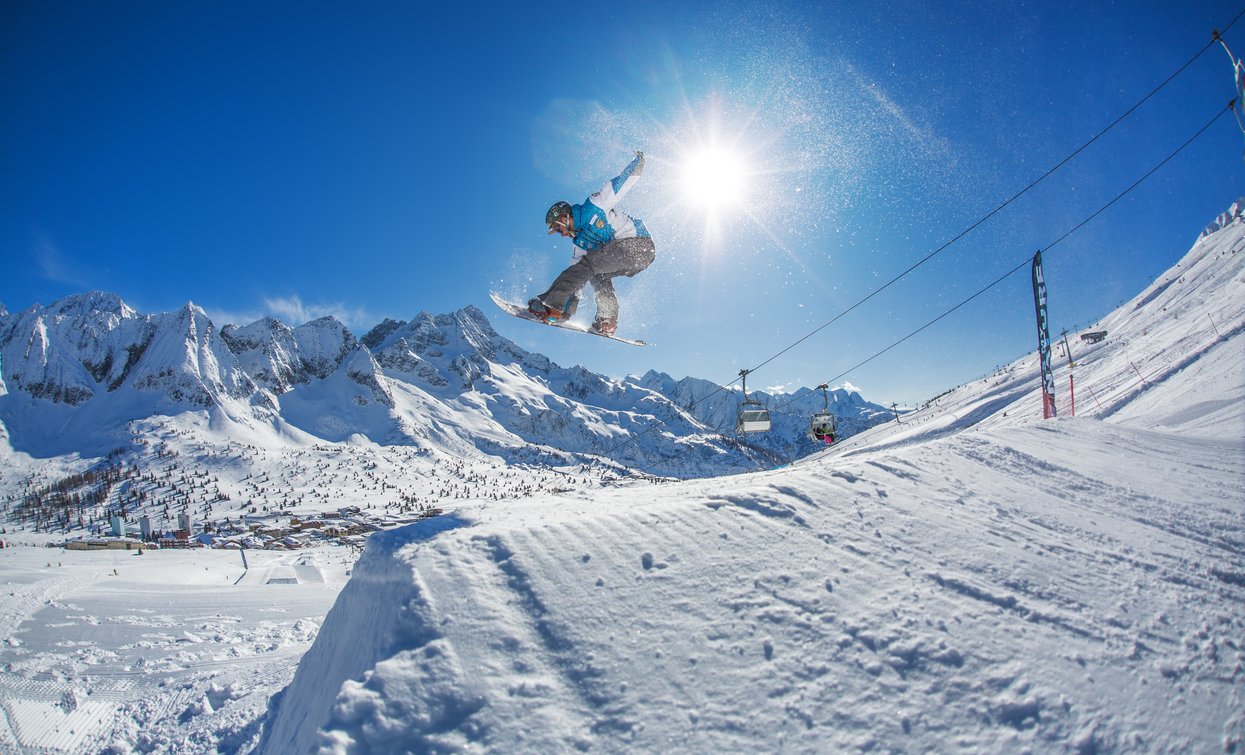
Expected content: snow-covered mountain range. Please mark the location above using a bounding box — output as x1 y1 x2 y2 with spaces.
0 290 892 478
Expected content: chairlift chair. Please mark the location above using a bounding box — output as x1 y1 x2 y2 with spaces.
808 384 838 444
735 370 771 434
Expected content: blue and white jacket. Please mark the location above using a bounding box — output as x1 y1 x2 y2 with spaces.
568 153 651 262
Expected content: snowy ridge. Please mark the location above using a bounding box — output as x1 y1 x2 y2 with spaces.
259 201 1245 752
0 295 261 455
0 297 892 478
218 316 357 397
1198 195 1244 240
0 292 143 406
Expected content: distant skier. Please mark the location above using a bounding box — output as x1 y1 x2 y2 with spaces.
528 151 655 337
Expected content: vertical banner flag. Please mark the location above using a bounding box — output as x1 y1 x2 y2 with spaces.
1032 251 1057 418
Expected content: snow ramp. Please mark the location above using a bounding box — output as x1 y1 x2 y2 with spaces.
261 419 1243 752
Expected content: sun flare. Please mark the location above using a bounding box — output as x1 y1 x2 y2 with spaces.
680 146 748 211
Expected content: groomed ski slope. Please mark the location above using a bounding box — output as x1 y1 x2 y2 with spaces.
263 206 1245 753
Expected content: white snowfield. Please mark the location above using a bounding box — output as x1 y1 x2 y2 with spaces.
0 199 1241 754
258 202 1245 753
0 547 349 754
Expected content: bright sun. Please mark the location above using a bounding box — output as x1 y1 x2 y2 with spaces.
680 146 748 211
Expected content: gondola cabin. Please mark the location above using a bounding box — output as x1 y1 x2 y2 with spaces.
808 411 837 444
808 384 837 444
735 369 771 434
737 401 772 433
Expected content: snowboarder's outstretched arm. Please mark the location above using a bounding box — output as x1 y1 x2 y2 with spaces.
587 151 645 213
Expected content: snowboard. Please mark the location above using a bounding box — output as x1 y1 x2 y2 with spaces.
489 293 648 346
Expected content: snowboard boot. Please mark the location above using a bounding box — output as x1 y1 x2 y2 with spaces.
591 317 617 336
528 297 573 324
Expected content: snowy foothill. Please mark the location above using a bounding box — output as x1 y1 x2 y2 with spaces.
0 199 1242 753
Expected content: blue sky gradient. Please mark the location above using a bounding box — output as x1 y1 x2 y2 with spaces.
3 1 1242 405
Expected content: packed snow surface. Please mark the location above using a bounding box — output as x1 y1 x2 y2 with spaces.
1 200 1242 753
0 546 350 753
266 421 1242 753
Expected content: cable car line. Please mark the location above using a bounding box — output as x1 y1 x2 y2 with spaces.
764 98 1236 419
590 17 1242 466
745 8 1243 382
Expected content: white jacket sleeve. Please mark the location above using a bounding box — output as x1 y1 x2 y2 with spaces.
587 153 644 213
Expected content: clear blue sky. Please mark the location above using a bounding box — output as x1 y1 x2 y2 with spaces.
3 1 1242 407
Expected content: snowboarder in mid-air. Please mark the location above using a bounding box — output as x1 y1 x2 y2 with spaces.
528 151 655 337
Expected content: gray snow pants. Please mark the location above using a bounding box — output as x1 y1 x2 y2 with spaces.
540 236 656 323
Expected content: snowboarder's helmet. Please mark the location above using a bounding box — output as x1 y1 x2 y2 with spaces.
545 201 572 228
